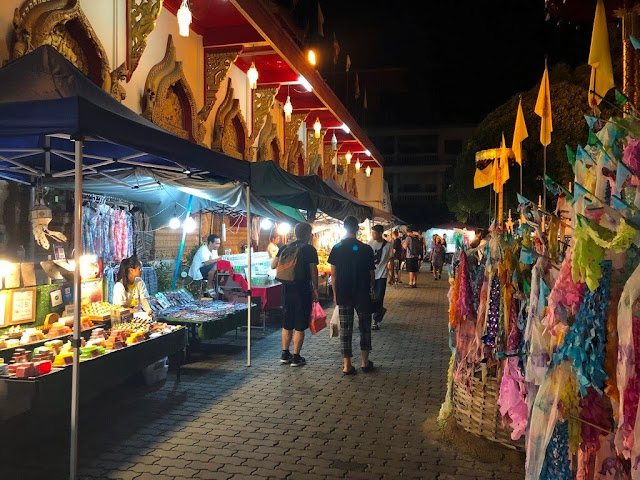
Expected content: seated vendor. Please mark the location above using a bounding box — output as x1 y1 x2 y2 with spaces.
113 256 152 315
188 234 221 287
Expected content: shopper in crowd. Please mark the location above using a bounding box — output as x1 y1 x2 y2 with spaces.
267 233 280 259
113 256 152 315
403 229 420 288
188 234 221 289
368 224 392 330
431 237 446 280
271 222 318 367
391 229 403 285
429 234 438 271
442 234 448 251
329 216 375 375
417 230 425 268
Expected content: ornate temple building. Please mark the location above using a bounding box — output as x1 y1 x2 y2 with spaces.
0 0 384 204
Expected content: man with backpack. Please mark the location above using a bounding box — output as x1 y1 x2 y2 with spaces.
329 216 375 375
271 222 318 367
368 224 392 331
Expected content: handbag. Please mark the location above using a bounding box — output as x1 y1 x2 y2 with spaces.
329 307 340 338
309 301 327 334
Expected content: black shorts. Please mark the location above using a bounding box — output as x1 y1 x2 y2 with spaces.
199 263 216 279
406 258 419 272
282 285 312 332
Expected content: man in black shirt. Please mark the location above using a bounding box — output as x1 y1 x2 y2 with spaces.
329 216 375 375
272 222 318 367
391 229 402 285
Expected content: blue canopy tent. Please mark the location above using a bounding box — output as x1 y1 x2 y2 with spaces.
0 45 260 479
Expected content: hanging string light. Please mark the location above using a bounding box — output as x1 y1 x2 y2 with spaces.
169 204 181 229
307 50 317 66
345 151 352 164
313 117 321 138
355 157 361 172
183 216 197 233
365 165 372 177
331 132 337 150
177 0 192 37
247 62 259 90
283 96 292 122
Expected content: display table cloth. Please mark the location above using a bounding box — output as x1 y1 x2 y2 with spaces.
216 259 282 309
0 327 187 420
160 306 258 340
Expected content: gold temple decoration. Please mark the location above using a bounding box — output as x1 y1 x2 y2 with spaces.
257 113 282 163
284 112 308 173
143 35 205 145
322 143 336 180
307 129 324 175
11 0 111 90
202 48 241 123
212 78 250 160
110 63 128 102
126 0 163 81
250 86 279 144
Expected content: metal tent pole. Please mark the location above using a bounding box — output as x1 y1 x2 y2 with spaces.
171 195 194 290
246 185 252 367
70 138 83 480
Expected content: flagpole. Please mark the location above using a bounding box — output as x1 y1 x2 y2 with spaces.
543 146 547 210
520 163 523 196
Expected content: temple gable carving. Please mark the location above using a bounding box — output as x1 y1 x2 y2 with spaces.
212 78 250 160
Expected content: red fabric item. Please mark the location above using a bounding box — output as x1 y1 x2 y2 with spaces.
216 259 282 309
309 302 327 334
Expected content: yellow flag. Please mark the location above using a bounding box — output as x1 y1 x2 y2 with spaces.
588 0 614 107
493 134 510 193
534 63 553 147
474 162 495 189
512 98 528 165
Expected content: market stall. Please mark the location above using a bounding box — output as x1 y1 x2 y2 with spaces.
0 45 255 478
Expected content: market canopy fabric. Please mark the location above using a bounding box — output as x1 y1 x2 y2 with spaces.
324 178 393 221
296 174 372 221
46 168 295 230
250 161 370 221
0 45 250 184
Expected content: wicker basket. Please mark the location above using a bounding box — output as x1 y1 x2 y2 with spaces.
452 374 525 450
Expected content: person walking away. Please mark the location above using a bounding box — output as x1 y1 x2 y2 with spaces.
267 233 280 259
271 222 318 367
329 216 375 375
417 230 425 269
403 229 420 288
391 229 403 285
432 238 446 280
368 225 392 330
429 234 437 272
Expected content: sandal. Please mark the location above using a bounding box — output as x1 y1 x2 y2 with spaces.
361 361 375 373
343 367 357 376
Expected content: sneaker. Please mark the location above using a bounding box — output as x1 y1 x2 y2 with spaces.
280 351 293 364
371 323 380 331
291 355 306 367
412 284 418 289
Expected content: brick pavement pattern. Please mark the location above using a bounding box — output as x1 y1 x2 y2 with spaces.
4 272 525 479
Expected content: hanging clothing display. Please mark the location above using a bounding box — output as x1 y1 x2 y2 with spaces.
82 201 134 263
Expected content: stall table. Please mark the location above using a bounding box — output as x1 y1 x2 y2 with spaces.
0 327 187 420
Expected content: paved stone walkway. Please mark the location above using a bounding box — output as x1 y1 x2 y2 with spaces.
3 271 525 479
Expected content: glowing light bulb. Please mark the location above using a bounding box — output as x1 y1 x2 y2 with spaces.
260 218 273 230
277 223 291 236
355 158 361 172
247 62 259 90
341 123 350 134
365 149 371 156
183 216 197 233
177 0 192 37
283 96 293 122
307 50 317 66
345 151 352 164
169 217 181 229
365 166 372 177
313 117 321 138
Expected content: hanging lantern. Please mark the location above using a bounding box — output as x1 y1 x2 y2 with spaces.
247 62 259 90
177 0 192 37
331 132 337 150
313 117 321 138
365 166 372 177
355 158 361 172
283 96 293 122
345 151 352 164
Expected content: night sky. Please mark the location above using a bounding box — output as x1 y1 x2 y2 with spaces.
318 0 594 126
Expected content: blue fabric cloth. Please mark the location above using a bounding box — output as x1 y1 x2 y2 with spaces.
540 422 572 480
